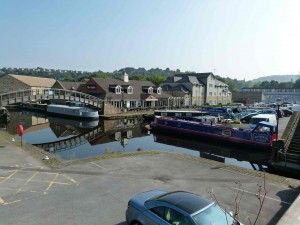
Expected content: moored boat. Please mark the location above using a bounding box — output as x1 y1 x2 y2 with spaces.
0 106 10 123
150 116 277 150
47 104 99 120
154 110 209 119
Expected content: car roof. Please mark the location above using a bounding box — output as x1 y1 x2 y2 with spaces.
152 191 212 214
252 114 276 118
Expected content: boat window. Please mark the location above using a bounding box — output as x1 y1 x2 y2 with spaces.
254 125 270 133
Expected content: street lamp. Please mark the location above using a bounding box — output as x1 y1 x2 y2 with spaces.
121 91 124 112
276 98 282 141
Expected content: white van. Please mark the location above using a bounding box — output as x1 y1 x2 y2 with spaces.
248 114 277 129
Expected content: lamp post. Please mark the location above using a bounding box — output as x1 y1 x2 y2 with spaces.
121 91 124 112
276 98 282 141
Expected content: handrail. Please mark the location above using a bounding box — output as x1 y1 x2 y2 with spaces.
0 88 104 109
278 150 300 158
283 112 300 152
34 125 104 152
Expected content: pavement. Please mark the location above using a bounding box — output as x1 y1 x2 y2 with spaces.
0 131 300 225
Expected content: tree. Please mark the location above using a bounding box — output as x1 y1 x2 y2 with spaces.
150 75 166 85
293 79 300 88
260 81 270 88
278 82 293 89
226 80 238 92
270 80 279 88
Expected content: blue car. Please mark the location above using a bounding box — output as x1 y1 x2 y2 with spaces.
126 190 242 225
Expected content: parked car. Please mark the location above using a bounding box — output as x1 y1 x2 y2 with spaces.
248 114 277 129
126 190 242 225
281 108 293 117
240 113 259 123
260 109 277 115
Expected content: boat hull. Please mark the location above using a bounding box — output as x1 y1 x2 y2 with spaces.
47 105 99 121
151 117 274 150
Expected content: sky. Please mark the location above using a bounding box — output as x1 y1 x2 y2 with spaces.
0 0 300 80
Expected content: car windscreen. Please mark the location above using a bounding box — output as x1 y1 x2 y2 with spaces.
192 204 237 225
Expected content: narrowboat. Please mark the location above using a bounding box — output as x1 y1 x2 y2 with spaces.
150 116 277 150
154 110 209 119
47 104 99 120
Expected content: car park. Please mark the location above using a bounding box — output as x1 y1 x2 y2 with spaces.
260 109 277 115
126 190 242 225
281 108 293 117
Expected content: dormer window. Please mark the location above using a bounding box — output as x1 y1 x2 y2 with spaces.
127 86 133 94
157 87 162 94
116 85 122 94
148 87 153 94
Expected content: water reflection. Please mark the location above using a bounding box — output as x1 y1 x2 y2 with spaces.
0 109 272 171
152 132 270 170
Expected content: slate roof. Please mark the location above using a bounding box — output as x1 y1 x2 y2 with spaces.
9 74 56 87
177 72 213 79
165 73 210 85
55 81 85 90
162 83 192 93
91 78 171 99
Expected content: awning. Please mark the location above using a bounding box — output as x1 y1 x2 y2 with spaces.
145 95 158 101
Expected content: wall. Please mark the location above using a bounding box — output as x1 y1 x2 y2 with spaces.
103 102 121 115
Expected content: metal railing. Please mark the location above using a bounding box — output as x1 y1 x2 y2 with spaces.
283 111 300 152
34 125 104 152
0 88 104 109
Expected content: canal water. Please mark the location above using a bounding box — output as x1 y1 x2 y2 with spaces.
2 110 272 172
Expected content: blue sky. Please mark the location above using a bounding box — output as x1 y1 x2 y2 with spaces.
0 0 299 80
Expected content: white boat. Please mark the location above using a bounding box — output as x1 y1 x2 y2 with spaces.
47 104 99 120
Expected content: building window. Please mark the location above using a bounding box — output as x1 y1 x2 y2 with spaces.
209 84 213 87
127 86 133 94
148 87 153 94
157 87 162 94
116 86 122 94
209 92 212 96
87 85 96 90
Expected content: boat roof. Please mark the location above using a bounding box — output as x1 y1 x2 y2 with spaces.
257 121 277 127
154 110 203 113
48 104 95 111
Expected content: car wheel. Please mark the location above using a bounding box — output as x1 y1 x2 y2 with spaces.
131 221 142 225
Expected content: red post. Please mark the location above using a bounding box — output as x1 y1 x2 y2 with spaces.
17 125 24 146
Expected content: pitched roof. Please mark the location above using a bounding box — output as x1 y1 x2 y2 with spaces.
177 72 213 79
91 77 170 99
9 74 55 87
165 73 210 85
56 81 85 90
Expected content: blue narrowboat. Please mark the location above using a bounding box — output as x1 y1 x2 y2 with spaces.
150 116 277 150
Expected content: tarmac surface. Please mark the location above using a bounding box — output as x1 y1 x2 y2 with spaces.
0 116 299 225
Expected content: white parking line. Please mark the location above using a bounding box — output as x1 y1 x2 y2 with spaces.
90 162 107 170
231 187 292 205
